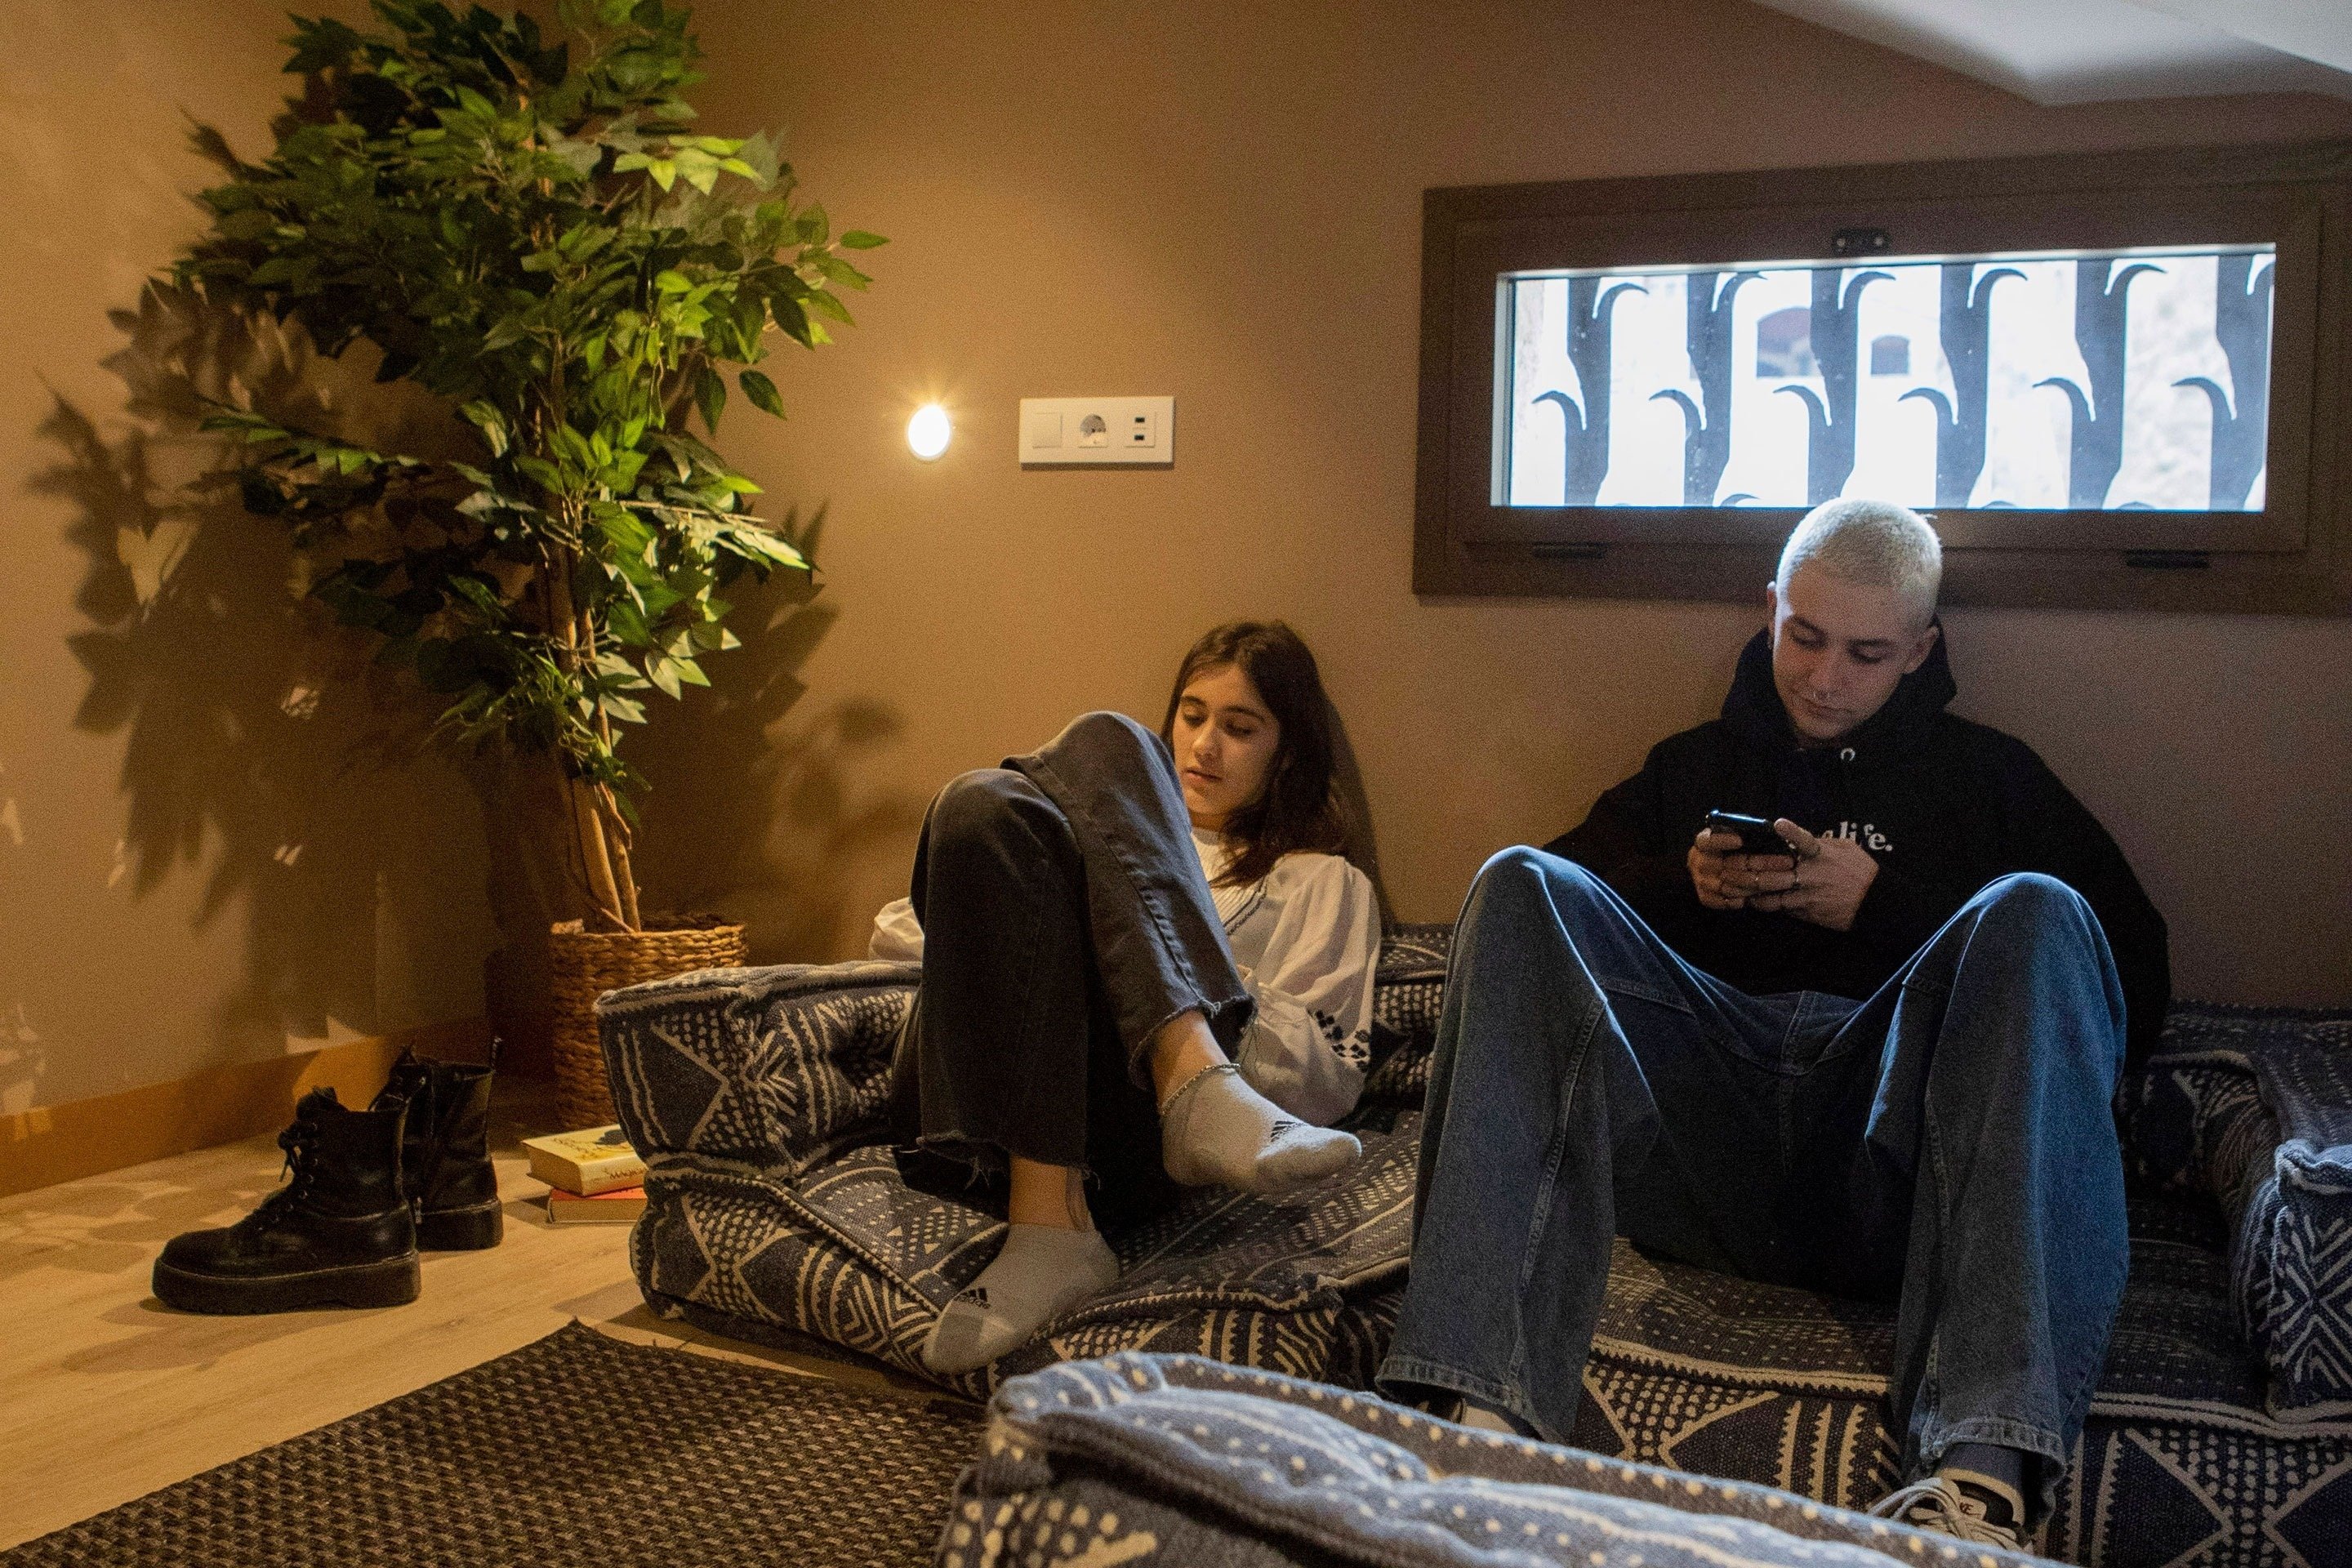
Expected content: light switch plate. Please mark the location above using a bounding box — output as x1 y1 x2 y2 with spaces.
1018 396 1175 466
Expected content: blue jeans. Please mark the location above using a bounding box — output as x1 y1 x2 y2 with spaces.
1376 848 2130 1502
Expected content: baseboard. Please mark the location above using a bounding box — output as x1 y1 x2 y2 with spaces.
0 1018 495 1199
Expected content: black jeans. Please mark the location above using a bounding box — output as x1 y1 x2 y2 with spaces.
888 711 1254 1228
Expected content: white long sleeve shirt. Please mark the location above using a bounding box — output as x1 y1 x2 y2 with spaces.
868 826 1380 1125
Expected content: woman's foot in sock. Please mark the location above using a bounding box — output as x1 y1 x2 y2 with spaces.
921 1223 1120 1375
1160 1062 1361 1194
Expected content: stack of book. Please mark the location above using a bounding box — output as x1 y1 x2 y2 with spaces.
522 1125 648 1226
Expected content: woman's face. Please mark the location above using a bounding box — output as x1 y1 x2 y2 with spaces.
1170 662 1281 833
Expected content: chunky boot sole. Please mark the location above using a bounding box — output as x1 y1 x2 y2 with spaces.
152 1253 421 1315
416 1199 504 1251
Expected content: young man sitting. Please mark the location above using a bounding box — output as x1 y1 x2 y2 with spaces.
1377 499 2168 1551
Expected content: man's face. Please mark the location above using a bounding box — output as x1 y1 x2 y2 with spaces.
1766 565 1940 745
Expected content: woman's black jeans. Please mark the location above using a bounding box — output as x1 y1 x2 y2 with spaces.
888 711 1254 1227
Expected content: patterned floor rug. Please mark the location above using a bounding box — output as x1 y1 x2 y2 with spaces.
2 1322 984 1568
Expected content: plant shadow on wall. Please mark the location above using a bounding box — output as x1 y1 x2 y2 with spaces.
34 283 497 1062
626 509 924 964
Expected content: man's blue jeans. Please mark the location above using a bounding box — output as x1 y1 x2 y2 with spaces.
1376 848 2130 1501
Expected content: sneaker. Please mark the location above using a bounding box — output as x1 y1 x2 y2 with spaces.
1866 1477 2025 1552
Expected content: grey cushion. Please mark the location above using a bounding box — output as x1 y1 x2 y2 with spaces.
949 1352 2056 1568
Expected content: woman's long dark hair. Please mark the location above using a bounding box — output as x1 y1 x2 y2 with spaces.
1159 621 1350 889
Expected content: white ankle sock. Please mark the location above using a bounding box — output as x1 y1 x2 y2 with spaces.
920 1223 1118 1375
1160 1062 1361 1194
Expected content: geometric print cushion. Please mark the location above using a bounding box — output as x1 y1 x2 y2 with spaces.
602 930 1459 1401
600 957 920 1178
2128 1004 2352 1422
629 1119 1419 1401
1556 1209 2352 1568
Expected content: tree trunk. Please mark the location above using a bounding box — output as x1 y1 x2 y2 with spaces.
568 773 635 932
546 538 640 933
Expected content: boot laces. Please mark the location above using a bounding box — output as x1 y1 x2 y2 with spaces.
250 1110 324 1222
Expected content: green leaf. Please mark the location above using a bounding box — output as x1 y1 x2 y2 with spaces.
645 657 683 699
804 289 853 326
814 254 871 290
457 400 510 457
598 506 657 562
514 454 565 494
738 368 784 417
838 230 888 249
694 364 725 435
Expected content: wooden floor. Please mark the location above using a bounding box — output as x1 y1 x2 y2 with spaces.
0 1077 942 1552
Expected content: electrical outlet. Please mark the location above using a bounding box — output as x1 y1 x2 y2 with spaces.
1018 397 1175 466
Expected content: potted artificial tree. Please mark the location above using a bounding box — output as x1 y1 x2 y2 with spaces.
172 0 880 1125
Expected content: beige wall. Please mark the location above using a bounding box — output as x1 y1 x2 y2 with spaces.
0 1 499 1111
627 0 2352 1009
4 0 2349 1121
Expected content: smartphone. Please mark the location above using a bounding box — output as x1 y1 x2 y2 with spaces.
1704 810 1792 857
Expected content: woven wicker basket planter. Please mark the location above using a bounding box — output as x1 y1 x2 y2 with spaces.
549 915 746 1129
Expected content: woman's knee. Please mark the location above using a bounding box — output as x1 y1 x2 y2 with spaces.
1053 709 1162 763
927 768 1050 853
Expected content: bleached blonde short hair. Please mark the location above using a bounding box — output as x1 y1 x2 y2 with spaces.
1775 499 1941 626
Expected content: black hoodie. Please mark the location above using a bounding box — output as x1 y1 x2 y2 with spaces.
1545 627 2171 1067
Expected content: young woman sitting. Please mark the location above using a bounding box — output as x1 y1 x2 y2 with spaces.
868 621 1382 1374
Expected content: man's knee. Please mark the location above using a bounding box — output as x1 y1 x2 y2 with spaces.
1473 844 1604 903
1465 845 1617 937
1967 872 2097 946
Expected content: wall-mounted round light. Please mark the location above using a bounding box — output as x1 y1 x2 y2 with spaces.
907 403 951 461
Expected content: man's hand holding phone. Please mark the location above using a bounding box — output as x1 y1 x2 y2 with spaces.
1689 812 1797 911
1744 819 1878 932
1690 813 1880 930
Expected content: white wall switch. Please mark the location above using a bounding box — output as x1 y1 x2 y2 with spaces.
1018 396 1175 466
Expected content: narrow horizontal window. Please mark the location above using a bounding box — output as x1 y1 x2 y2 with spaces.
1414 141 2352 613
1500 247 2274 517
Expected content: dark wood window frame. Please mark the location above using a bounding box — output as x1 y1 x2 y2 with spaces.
1413 141 2352 614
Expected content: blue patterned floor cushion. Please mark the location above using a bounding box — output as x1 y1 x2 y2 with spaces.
2118 1006 2352 1421
1561 1211 2352 1568
599 927 2352 1567
604 938 1443 1401
945 1352 2059 1568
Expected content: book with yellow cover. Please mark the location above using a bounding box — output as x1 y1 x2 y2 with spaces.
522 1125 645 1196
546 1184 647 1225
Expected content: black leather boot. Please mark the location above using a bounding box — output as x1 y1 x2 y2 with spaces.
154 1088 420 1313
374 1045 502 1250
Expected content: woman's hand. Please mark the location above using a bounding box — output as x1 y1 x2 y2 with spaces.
1743 818 1878 932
